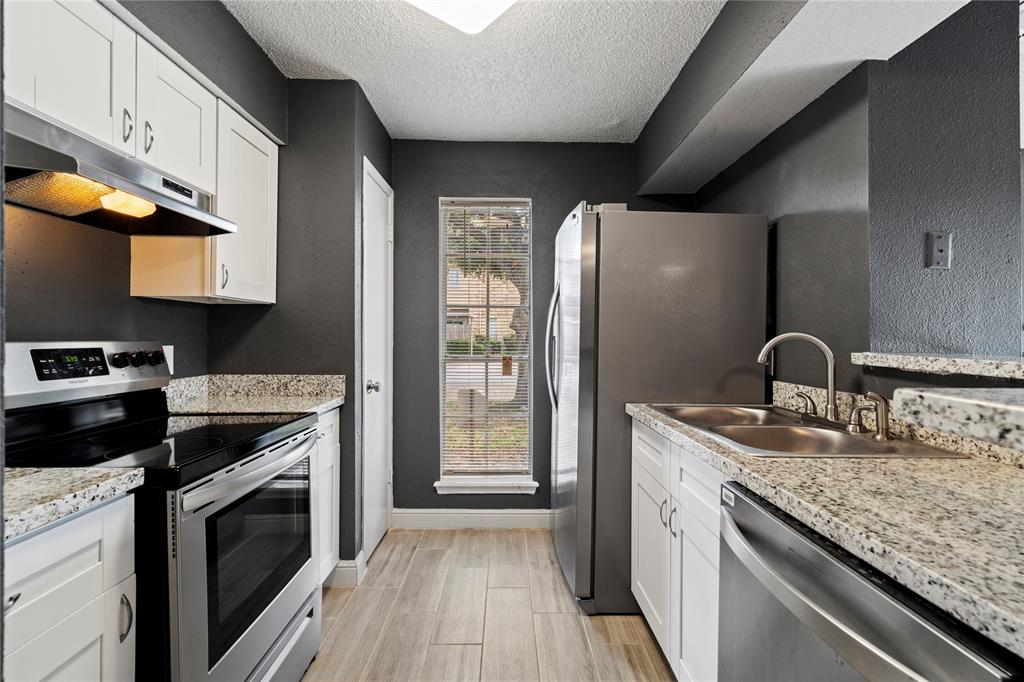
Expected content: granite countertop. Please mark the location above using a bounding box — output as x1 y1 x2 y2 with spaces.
626 402 1024 659
166 374 346 416
852 351 1024 380
5 467 144 543
168 395 345 415
894 387 1024 452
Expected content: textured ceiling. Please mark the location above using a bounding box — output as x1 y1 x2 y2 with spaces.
222 0 724 142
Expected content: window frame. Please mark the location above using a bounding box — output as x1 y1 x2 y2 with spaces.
434 197 538 495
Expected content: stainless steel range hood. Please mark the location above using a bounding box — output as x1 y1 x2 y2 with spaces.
3 104 236 236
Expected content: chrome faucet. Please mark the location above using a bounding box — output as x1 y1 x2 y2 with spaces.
757 332 838 422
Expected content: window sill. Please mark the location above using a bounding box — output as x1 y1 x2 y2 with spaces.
434 476 539 495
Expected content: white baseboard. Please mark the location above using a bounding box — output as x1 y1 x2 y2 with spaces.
391 508 553 529
325 551 366 587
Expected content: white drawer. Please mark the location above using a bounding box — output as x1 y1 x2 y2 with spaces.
632 421 673 492
681 510 720 570
318 408 340 442
5 496 134 653
676 448 724 535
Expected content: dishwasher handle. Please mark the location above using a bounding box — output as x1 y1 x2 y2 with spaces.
721 509 926 682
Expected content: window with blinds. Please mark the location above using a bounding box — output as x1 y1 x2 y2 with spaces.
440 199 532 476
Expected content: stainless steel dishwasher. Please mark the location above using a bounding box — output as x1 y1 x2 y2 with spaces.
718 482 1023 681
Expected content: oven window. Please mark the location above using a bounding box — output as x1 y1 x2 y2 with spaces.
205 456 310 668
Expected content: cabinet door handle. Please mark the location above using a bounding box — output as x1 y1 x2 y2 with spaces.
659 500 668 528
221 263 229 289
122 108 134 143
119 593 134 643
4 592 21 614
144 121 154 153
669 507 678 538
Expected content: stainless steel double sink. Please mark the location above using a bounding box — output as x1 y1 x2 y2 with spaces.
652 404 964 458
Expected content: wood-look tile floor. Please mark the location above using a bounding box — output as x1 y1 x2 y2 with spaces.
304 529 674 682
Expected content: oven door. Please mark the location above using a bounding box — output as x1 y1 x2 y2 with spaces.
173 428 318 682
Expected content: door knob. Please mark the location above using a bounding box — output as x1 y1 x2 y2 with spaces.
366 380 381 393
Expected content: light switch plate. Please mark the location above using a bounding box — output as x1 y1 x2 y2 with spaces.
926 232 952 269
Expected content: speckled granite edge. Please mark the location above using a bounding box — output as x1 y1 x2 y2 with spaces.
775 381 1024 469
5 468 144 542
625 402 1024 658
165 375 208 402
166 374 346 404
168 395 344 416
852 352 1024 380
893 388 1024 460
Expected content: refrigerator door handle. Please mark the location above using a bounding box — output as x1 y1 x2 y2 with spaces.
545 281 561 408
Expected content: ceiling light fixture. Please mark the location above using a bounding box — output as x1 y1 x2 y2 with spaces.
406 0 516 34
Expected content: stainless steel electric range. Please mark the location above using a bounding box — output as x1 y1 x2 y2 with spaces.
4 341 322 682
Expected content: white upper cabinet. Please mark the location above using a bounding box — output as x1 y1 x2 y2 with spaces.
4 0 137 154
129 101 279 305
214 101 278 302
137 40 217 192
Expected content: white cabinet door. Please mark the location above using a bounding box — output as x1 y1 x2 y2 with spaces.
137 39 216 192
102 574 136 681
671 499 720 682
4 0 136 152
316 409 341 583
213 101 279 302
631 459 671 651
4 0 36 107
4 595 105 682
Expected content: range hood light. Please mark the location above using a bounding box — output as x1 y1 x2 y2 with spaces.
99 189 157 218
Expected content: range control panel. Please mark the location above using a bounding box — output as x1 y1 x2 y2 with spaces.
5 341 172 409
30 347 110 381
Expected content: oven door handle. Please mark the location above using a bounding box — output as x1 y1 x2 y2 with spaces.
182 432 318 513
721 509 925 682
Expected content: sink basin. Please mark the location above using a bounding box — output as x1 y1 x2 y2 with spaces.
650 403 967 458
709 425 899 456
652 404 800 427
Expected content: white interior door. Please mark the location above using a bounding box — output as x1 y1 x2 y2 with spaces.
361 158 394 560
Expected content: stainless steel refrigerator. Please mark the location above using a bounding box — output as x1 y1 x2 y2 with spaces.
547 202 768 614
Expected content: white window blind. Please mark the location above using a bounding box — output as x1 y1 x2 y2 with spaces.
440 199 532 476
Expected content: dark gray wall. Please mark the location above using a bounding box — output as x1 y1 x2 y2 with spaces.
867 0 1021 358
695 66 870 392
120 0 287 140
208 80 392 559
635 0 804 193
4 206 209 377
391 140 636 509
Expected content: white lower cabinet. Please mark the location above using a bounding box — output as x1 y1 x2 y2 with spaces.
315 408 342 583
631 458 672 651
4 496 136 682
632 419 725 682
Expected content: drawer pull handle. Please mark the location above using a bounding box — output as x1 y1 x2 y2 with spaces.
119 593 134 643
4 592 21 613
122 108 134 143
659 500 668 528
669 507 678 537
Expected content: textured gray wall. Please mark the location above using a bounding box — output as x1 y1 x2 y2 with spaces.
120 0 287 140
391 140 636 509
867 1 1021 358
208 80 391 559
4 207 210 377
635 0 804 193
695 66 870 392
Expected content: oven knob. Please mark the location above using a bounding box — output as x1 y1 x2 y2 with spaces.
110 352 131 369
146 350 165 366
130 351 147 367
